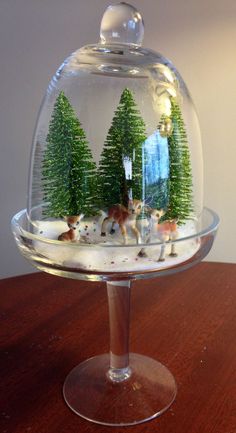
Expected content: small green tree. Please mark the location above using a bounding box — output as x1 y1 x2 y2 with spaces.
42 91 97 217
162 97 193 224
98 88 147 208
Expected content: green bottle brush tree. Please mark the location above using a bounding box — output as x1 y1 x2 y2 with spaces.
42 91 97 217
98 88 147 208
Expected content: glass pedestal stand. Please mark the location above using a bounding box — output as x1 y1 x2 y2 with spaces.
63 280 176 426
11 207 219 426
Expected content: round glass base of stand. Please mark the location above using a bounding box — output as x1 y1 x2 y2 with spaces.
63 353 176 426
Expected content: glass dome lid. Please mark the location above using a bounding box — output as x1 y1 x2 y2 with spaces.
27 2 203 259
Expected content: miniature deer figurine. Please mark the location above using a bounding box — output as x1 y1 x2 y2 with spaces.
101 199 143 244
147 207 166 231
138 208 165 257
157 219 178 261
138 208 178 261
58 214 84 242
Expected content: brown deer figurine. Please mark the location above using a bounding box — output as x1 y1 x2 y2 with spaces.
157 219 178 261
58 214 84 242
101 199 143 244
138 208 178 261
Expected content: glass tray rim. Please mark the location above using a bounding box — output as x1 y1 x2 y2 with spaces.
11 207 220 250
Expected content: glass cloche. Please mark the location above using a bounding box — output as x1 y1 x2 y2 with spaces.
12 2 219 426
23 1 206 275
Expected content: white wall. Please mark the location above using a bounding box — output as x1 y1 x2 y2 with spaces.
0 0 235 278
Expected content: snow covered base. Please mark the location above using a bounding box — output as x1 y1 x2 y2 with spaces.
33 217 200 274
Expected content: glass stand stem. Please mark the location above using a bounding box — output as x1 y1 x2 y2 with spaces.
107 280 131 382
63 279 177 425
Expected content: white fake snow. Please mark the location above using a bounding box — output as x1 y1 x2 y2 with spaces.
33 217 200 273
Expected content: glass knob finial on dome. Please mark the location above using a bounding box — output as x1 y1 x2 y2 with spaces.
100 2 144 46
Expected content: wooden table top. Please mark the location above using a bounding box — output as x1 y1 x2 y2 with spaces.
0 262 236 433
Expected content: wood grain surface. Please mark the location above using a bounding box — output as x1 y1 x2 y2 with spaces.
0 262 236 433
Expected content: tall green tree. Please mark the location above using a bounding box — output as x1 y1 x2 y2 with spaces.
98 88 147 208
42 91 97 217
163 97 193 224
